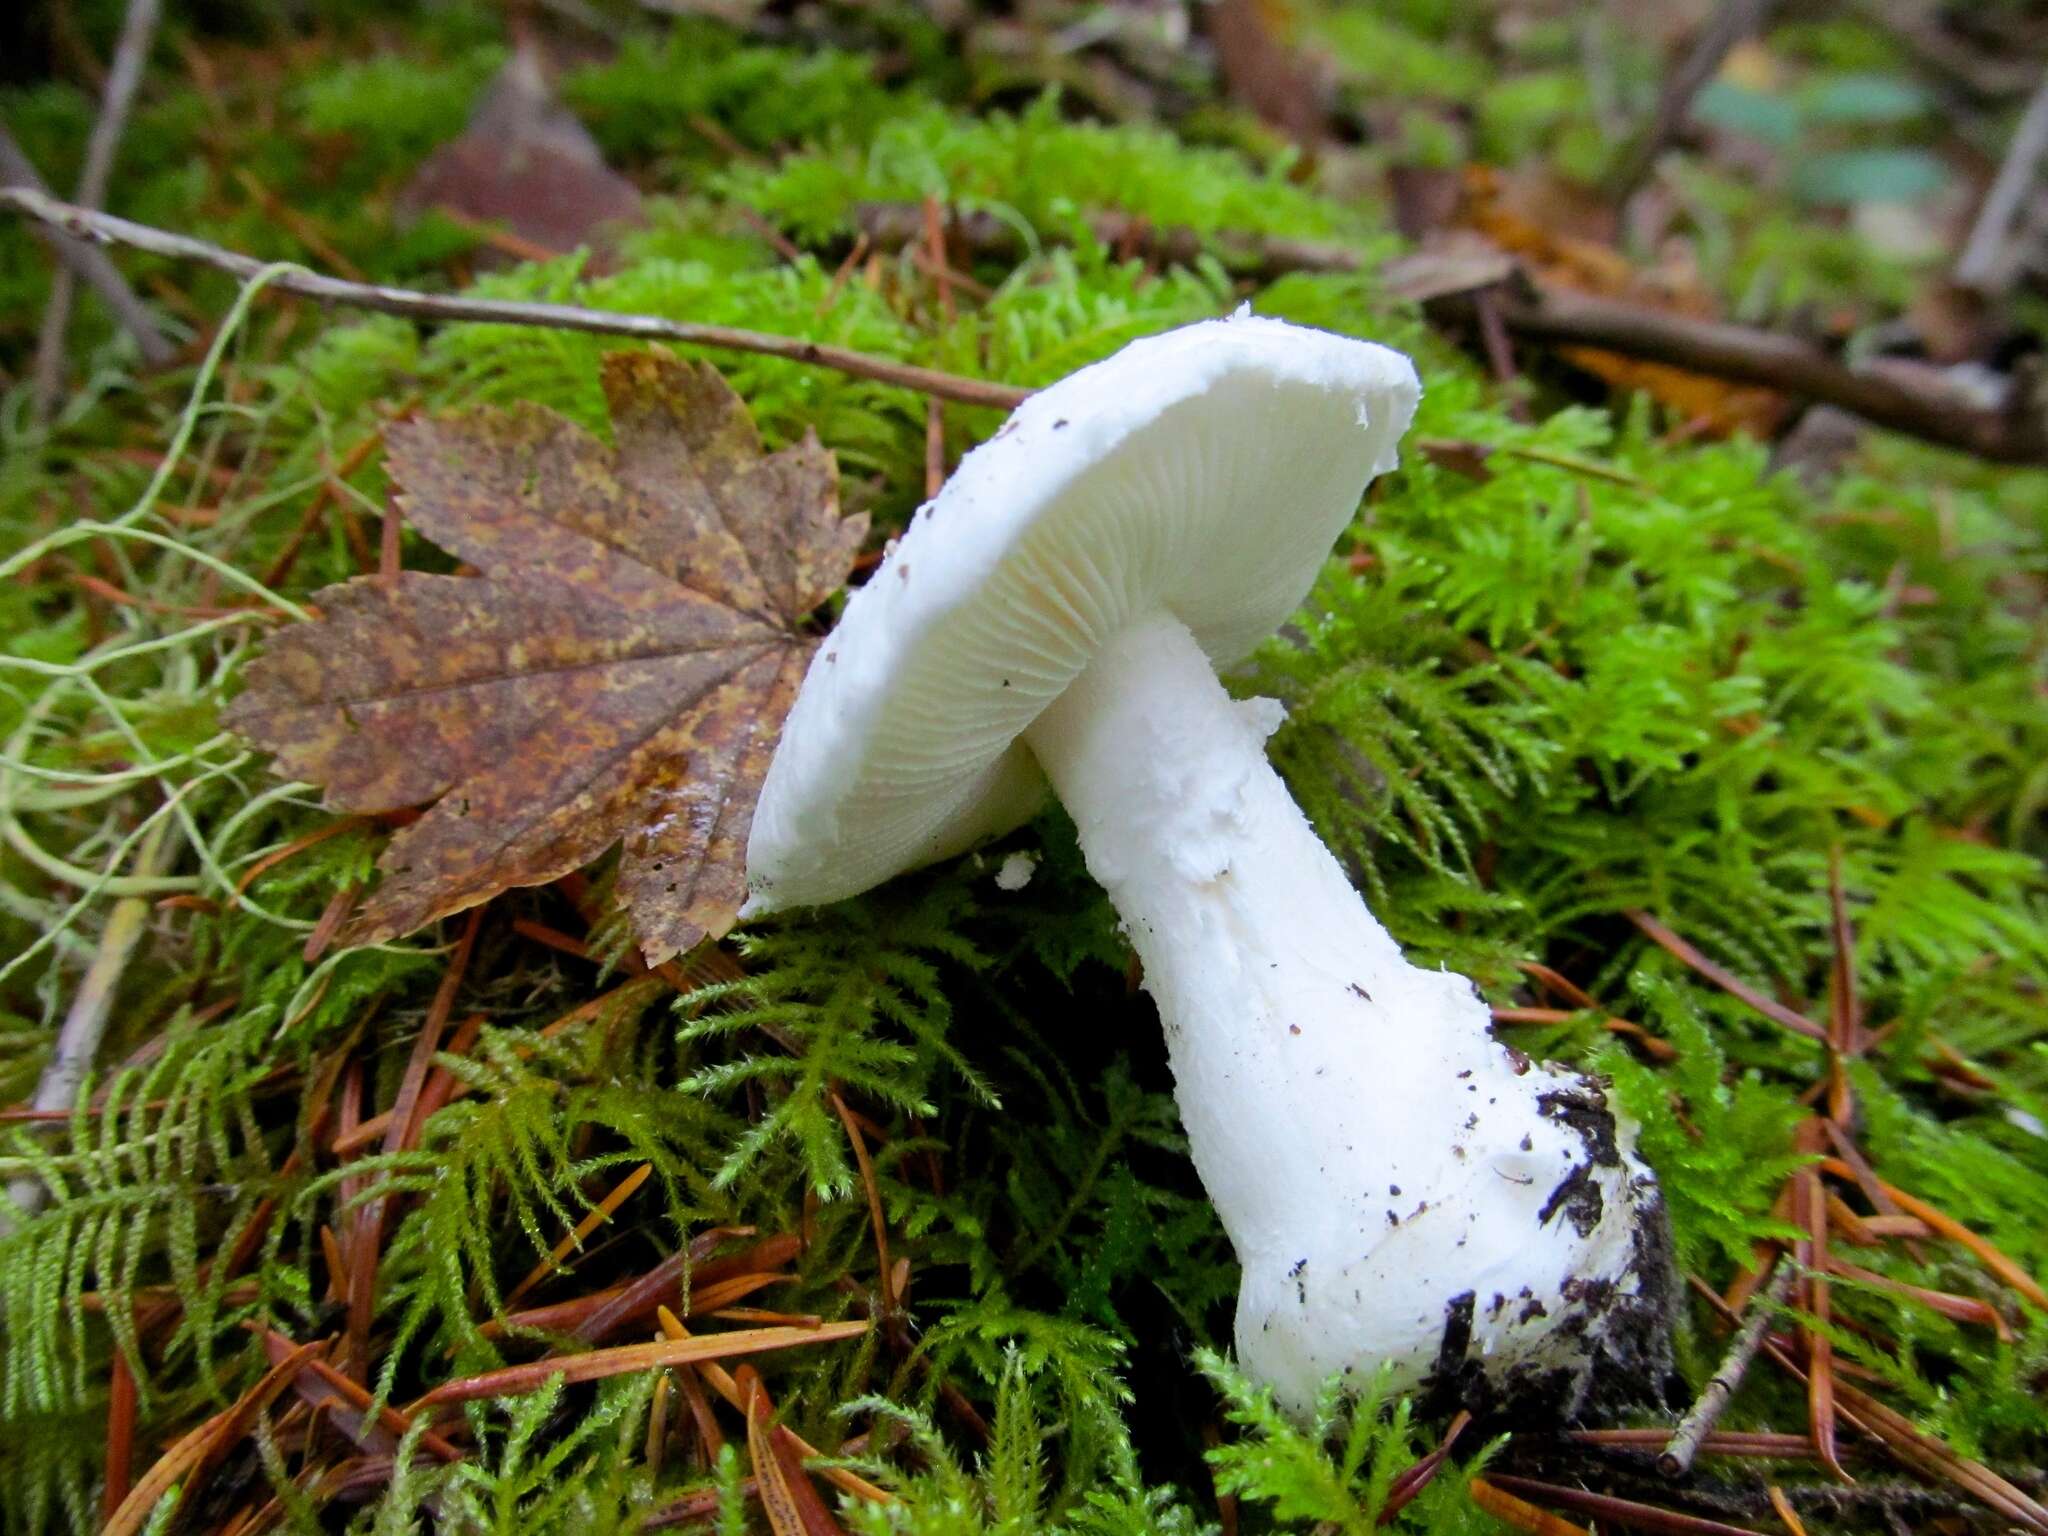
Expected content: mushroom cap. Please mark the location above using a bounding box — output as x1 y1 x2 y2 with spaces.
745 312 1421 912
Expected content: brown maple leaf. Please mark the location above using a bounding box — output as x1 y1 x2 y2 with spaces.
225 351 866 963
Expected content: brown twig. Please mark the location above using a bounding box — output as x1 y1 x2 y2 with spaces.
1829 1380 2048 1535
0 131 173 368
302 882 358 964
655 1310 892 1507
1379 1411 1470 1524
1814 1158 2048 1310
501 1161 653 1309
262 415 400 591
674 1360 723 1466
1822 846 1860 1124
331 976 661 1152
1826 1256 2012 1339
1467 1478 1593 1535
1793 1122 1844 1479
254 1327 463 1462
1766 1485 1808 1536
849 198 2048 463
924 398 946 500
1573 1428 1820 1461
830 1090 895 1309
343 910 481 1376
484 1266 787 1342
102 1349 139 1524
31 0 164 422
1687 1275 2048 1533
1662 1258 1798 1478
0 187 1028 411
103 1339 323 1536
571 1229 798 1344
1605 0 1777 202
1483 284 2046 463
1489 1005 1678 1061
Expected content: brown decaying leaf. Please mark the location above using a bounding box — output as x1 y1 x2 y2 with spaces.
225 351 867 963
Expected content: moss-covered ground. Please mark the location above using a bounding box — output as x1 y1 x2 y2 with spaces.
2 3 2044 1532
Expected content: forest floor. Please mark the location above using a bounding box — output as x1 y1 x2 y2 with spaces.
1 2 2045 1533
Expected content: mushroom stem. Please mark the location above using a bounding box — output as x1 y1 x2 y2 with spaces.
1022 611 1672 1416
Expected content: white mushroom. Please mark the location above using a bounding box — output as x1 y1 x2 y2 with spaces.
744 313 1674 1418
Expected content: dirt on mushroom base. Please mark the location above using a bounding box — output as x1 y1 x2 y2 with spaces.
1417 1074 1682 1427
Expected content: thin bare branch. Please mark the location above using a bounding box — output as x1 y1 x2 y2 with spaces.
0 131 173 368
32 0 163 421
1606 0 1777 202
1483 284 2046 463
0 186 1029 411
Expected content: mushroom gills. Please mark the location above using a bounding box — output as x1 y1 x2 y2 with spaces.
1022 610 1676 1418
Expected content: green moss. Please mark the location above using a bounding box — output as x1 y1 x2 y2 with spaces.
563 26 925 165
724 91 1371 249
291 45 508 181
1296 5 1491 104
2 10 2045 1533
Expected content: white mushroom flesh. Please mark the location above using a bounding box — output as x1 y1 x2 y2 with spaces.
745 314 1673 1416
1022 609 1667 1416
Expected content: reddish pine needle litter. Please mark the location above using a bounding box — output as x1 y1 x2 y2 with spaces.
411 1321 867 1408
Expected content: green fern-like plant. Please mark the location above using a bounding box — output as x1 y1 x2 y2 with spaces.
1199 1351 1502 1535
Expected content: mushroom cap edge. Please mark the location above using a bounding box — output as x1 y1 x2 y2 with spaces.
744 312 1422 913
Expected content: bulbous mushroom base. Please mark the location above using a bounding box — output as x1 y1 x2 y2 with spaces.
1233 1066 1678 1422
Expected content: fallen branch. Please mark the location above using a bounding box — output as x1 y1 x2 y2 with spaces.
856 198 2048 464
0 187 1028 412
0 133 173 368
31 0 163 421
1481 282 2047 464
15 183 2039 462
